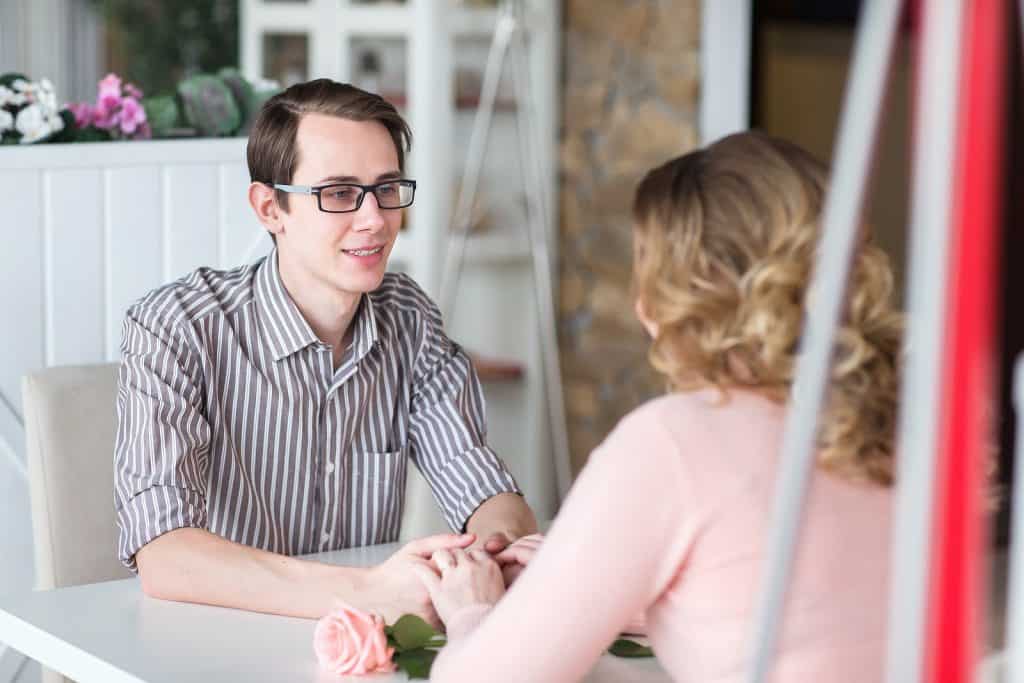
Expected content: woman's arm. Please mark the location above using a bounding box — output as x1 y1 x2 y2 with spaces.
427 413 694 682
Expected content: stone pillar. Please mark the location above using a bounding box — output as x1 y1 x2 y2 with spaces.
559 0 701 472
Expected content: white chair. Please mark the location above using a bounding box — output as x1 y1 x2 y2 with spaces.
22 363 132 683
22 363 131 591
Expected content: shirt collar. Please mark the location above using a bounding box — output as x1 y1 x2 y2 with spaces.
255 249 379 362
351 293 379 362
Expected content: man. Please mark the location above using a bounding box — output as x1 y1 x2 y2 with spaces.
114 79 537 624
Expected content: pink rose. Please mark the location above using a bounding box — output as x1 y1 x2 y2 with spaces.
313 603 397 676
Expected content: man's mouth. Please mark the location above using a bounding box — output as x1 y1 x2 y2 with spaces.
343 246 384 256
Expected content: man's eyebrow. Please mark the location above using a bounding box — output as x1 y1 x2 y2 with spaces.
317 171 403 184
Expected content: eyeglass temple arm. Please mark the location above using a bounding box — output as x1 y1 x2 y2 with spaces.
272 184 314 194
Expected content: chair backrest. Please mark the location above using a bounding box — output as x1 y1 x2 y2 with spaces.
22 363 132 589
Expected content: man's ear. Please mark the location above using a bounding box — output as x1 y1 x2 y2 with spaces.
248 182 285 239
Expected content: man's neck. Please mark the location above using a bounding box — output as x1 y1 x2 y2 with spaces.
277 252 361 367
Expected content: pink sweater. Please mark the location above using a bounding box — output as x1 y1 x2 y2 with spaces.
432 390 892 682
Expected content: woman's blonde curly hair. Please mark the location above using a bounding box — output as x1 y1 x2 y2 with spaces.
632 131 903 486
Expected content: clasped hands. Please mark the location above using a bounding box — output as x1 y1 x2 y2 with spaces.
360 531 543 629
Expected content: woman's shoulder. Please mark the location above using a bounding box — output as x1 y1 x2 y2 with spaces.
620 387 779 430
603 388 785 475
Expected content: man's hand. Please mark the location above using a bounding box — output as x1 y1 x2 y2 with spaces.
465 492 538 556
477 531 514 555
359 533 475 627
493 533 543 586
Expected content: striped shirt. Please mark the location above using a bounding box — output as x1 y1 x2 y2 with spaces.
114 250 520 570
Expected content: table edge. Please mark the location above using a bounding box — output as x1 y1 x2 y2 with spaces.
0 605 145 683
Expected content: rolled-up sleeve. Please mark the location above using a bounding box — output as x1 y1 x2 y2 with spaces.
407 299 521 533
114 305 211 571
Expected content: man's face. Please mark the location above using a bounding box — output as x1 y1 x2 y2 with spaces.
276 113 404 298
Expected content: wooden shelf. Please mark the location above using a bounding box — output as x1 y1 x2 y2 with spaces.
468 351 524 382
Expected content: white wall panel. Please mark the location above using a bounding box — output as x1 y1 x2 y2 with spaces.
106 166 163 360
1 138 253 683
217 163 267 270
0 170 43 424
163 165 219 282
45 168 104 366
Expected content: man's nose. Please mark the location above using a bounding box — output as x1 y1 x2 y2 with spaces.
353 190 386 231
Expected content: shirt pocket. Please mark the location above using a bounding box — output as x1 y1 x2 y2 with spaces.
352 446 408 544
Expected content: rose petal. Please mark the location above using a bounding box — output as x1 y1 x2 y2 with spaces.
313 603 395 675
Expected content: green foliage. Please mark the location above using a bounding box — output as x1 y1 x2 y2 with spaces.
139 73 278 139
384 615 447 680
0 73 28 89
608 638 655 658
390 614 447 650
141 95 179 138
177 74 241 137
91 0 239 96
395 649 438 680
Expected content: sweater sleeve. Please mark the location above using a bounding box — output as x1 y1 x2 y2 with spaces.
430 406 696 682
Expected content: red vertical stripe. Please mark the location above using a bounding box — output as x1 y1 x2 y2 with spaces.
925 0 1005 681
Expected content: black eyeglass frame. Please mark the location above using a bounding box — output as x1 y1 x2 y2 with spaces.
271 179 417 214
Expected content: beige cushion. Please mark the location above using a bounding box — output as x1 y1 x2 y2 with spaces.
22 363 132 590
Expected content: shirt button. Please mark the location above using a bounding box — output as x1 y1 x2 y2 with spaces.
326 462 335 475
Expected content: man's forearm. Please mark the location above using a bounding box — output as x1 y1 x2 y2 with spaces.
136 527 367 619
466 492 538 544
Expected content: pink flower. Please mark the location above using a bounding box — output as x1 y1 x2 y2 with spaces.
97 73 122 100
92 95 119 129
313 603 396 676
119 97 147 135
67 102 94 128
124 82 143 100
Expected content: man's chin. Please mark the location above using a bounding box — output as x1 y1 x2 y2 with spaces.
334 270 387 295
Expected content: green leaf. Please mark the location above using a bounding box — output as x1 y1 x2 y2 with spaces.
391 614 442 651
142 95 180 137
177 74 240 137
395 648 438 680
608 639 655 658
46 109 78 144
0 73 29 88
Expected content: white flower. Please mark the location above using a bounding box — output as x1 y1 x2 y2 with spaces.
11 78 28 92
39 78 54 93
7 92 26 106
0 86 12 107
0 109 13 133
15 104 51 143
38 89 57 113
46 112 64 133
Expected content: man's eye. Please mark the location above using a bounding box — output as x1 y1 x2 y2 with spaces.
327 188 357 200
377 184 398 195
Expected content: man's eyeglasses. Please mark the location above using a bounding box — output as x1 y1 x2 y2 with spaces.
272 179 417 214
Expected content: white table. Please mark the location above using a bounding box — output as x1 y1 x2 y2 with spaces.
0 542 669 682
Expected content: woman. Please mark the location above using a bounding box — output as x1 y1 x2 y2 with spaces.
414 131 901 682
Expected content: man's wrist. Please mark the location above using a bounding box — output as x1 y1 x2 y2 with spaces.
465 492 538 546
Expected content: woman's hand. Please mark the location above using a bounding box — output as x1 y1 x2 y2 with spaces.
493 533 544 586
360 533 475 628
412 548 506 629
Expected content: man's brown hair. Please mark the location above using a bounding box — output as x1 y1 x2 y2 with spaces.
247 79 412 212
